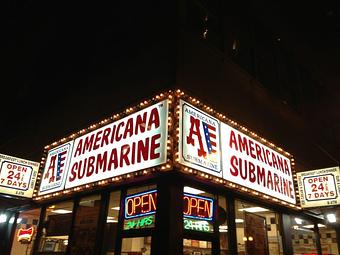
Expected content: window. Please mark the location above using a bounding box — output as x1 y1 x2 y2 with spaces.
10 208 41 255
70 195 102 255
235 200 283 255
291 216 318 254
38 201 74 254
101 190 121 255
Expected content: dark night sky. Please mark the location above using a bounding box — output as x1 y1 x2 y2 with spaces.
2 1 340 163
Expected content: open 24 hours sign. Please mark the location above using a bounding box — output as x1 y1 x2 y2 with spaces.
0 154 40 198
297 166 340 208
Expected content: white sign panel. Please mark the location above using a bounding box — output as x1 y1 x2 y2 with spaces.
0 154 39 198
65 100 168 189
221 123 296 204
297 166 340 208
179 100 222 177
38 141 74 195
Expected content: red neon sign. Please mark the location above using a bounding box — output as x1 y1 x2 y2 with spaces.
183 193 213 220
17 227 35 242
125 190 157 219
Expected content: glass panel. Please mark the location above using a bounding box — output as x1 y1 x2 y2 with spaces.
291 216 317 255
70 194 101 255
38 200 73 254
121 237 151 255
101 190 121 255
183 186 215 233
235 200 283 255
218 196 228 255
183 239 212 255
124 185 157 231
320 224 339 255
10 208 41 255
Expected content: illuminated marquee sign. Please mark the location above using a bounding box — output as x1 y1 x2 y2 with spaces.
179 100 222 177
124 215 154 230
38 100 168 195
17 227 35 243
124 190 214 222
125 189 157 219
0 154 39 198
179 100 296 205
297 166 340 208
39 142 74 195
221 124 296 204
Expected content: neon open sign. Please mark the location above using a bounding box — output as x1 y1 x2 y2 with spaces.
124 190 214 221
125 189 157 219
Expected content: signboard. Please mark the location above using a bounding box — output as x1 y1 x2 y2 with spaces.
65 100 168 189
178 100 296 205
38 100 168 195
183 193 214 221
17 227 35 243
297 166 340 208
39 141 74 195
0 154 39 198
124 189 157 219
221 123 296 204
179 100 222 177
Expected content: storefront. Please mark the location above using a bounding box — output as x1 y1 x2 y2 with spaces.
5 90 340 255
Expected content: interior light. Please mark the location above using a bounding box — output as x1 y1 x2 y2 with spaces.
184 186 205 195
0 214 7 223
9 217 15 224
219 225 228 232
295 218 303 225
239 207 269 213
51 209 72 214
235 218 244 223
17 218 22 224
111 207 120 210
326 213 336 223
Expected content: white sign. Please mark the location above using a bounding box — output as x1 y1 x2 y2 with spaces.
0 154 39 198
65 100 168 189
179 100 222 177
38 141 74 195
297 166 340 208
38 100 168 194
221 124 296 204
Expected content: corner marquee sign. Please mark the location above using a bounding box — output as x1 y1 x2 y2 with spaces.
38 100 168 195
0 154 39 198
179 100 296 205
297 166 340 208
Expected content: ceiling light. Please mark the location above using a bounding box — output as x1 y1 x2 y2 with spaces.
295 218 303 225
51 209 72 214
184 186 205 195
326 213 336 223
0 214 7 223
235 219 244 223
239 207 269 213
111 207 120 210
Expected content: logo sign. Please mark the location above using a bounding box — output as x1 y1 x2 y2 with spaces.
38 141 74 195
221 123 296 204
183 193 214 221
17 227 35 243
65 100 168 189
0 154 39 198
125 189 157 219
179 100 221 177
297 166 340 208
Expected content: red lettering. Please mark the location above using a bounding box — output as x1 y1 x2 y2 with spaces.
187 116 206 157
150 134 161 160
147 108 160 130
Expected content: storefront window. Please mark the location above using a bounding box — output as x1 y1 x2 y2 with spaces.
183 239 212 255
320 224 339 255
183 186 215 233
124 185 157 231
10 208 41 255
101 190 121 255
70 194 102 255
121 237 151 255
235 200 283 255
291 216 317 254
38 200 73 254
218 196 228 255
